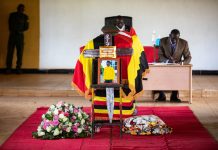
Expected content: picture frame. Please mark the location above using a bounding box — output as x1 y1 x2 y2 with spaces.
97 58 120 84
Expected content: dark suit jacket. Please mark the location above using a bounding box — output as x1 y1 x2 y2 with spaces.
158 37 192 64
9 12 29 33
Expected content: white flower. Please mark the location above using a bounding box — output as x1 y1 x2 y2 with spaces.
47 111 52 115
68 122 72 127
37 126 42 132
66 127 71 133
56 101 63 108
63 117 68 122
78 112 82 119
81 119 85 125
42 114 45 119
77 128 82 134
64 109 69 113
50 105 55 110
40 122 44 126
46 126 52 132
69 105 73 111
59 114 64 119
38 131 45 136
53 128 60 136
53 109 58 115
64 103 69 107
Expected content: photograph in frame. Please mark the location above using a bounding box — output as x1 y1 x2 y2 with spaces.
98 58 120 84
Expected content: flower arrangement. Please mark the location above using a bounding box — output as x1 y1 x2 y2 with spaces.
32 101 92 139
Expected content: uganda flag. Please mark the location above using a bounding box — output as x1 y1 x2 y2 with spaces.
72 27 149 99
72 27 148 118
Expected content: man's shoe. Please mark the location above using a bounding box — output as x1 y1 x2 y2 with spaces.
5 69 12 74
16 69 22 74
170 97 181 103
155 95 166 102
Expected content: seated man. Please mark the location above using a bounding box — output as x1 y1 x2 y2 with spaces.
156 29 192 102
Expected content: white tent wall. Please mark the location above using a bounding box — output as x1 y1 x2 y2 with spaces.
40 0 218 70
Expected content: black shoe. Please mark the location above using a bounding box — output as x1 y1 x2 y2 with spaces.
5 69 12 74
155 95 166 102
16 69 22 74
170 97 181 103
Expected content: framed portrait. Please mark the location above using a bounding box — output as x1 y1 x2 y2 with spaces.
98 58 120 84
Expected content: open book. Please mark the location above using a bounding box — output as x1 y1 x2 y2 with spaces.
148 62 178 65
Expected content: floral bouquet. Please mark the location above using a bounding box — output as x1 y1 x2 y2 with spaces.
32 101 92 139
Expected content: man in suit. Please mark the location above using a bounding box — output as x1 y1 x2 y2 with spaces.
156 29 192 102
6 4 29 74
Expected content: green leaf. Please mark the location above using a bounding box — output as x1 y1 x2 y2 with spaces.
45 114 52 120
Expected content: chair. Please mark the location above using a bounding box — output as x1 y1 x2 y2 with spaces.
143 46 159 63
143 46 159 99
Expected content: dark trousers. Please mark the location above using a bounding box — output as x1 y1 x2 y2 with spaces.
6 33 24 69
104 80 112 83
158 91 179 98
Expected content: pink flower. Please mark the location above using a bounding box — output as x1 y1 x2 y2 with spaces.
71 116 76 121
51 120 59 126
64 112 69 117
57 101 63 106
74 132 78 137
72 126 78 132
74 108 79 113
84 126 88 130
43 121 50 130
53 115 59 121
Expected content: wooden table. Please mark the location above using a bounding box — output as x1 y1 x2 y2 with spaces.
143 64 192 103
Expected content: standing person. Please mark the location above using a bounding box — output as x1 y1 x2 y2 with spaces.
156 29 192 102
103 61 115 83
6 4 29 74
